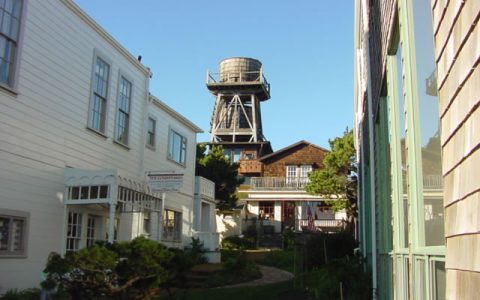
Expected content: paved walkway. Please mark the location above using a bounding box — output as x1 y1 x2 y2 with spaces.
221 265 294 288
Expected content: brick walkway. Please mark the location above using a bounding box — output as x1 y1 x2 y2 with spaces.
221 265 294 288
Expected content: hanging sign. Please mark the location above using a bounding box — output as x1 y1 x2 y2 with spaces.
147 173 183 192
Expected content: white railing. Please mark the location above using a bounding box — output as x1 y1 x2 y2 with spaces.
423 175 443 189
250 177 310 190
298 219 344 231
193 231 220 251
195 176 215 200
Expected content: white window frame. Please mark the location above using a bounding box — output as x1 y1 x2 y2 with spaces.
168 129 187 166
146 116 156 149
0 209 28 257
286 165 312 185
163 209 181 242
88 51 111 135
114 73 133 146
0 0 24 91
66 212 82 252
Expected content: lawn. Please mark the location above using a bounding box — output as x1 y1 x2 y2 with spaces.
171 280 310 300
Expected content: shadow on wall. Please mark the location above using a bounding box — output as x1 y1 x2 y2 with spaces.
216 213 242 241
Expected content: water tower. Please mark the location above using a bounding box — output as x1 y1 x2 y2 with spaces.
206 57 272 176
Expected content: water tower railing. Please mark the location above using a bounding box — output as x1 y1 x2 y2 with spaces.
206 70 270 94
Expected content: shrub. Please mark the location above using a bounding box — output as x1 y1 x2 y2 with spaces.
305 257 372 300
204 251 261 287
43 236 174 300
304 230 357 269
221 235 255 250
0 288 41 300
259 250 295 272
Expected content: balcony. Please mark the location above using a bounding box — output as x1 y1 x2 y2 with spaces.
206 70 270 101
250 177 310 190
298 219 344 232
194 176 215 201
239 159 263 174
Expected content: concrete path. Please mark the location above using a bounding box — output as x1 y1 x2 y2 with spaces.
221 265 294 288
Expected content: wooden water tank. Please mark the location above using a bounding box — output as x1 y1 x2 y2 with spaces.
219 57 262 82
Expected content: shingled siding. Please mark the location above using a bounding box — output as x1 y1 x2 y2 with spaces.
432 0 480 298
369 0 396 118
262 144 327 177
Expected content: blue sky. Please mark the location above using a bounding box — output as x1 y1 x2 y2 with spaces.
75 0 354 150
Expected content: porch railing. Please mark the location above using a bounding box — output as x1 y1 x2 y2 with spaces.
298 219 344 232
250 177 310 190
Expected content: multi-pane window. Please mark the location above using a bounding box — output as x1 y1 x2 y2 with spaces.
286 165 297 183
86 216 96 247
89 56 110 133
146 117 156 148
66 212 82 251
115 76 132 145
286 165 312 185
0 0 22 87
163 209 181 241
0 214 26 255
168 130 187 165
259 202 274 220
67 185 109 201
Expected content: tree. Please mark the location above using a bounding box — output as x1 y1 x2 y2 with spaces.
305 129 357 232
196 144 243 211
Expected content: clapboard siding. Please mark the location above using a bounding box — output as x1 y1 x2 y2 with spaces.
0 0 199 291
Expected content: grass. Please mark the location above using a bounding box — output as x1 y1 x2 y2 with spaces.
171 280 310 300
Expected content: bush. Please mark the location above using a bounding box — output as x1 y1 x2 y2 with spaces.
304 231 357 269
221 235 255 250
0 288 41 300
305 257 372 300
165 238 207 289
259 250 295 272
204 251 261 287
43 236 174 300
282 228 295 250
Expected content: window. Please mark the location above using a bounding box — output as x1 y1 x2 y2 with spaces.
259 202 274 220
0 212 27 256
143 213 150 236
115 76 132 145
0 0 22 87
66 212 82 251
86 216 96 247
286 165 312 185
163 209 181 241
88 55 110 133
146 117 156 148
67 185 109 201
168 129 187 165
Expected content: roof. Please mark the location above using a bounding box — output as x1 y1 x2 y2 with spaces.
259 140 329 162
149 95 203 133
61 0 151 77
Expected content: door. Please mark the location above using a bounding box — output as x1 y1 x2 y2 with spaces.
282 201 296 231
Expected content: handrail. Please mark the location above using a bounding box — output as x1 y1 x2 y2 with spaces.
206 70 270 92
250 177 310 190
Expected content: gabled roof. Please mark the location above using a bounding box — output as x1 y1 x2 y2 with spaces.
259 140 329 162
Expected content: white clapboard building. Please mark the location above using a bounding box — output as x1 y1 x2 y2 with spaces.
0 0 218 292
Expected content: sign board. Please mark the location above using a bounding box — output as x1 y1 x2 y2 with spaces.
147 173 183 192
